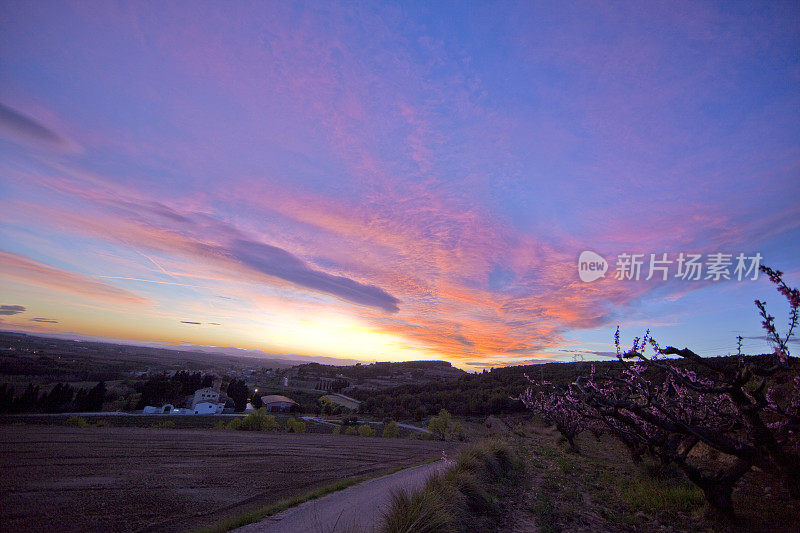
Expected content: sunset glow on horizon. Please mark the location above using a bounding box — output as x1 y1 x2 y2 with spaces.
1 2 799 370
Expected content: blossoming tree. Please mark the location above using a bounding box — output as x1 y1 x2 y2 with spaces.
522 265 800 517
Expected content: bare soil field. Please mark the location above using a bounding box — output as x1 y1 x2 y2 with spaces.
0 425 455 532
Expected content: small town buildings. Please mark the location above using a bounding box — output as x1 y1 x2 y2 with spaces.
261 394 299 412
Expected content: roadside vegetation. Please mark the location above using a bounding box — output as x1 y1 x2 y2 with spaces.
381 439 524 532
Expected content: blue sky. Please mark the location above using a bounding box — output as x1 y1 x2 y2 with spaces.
1 1 798 369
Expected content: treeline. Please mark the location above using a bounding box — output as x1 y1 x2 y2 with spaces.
0 381 106 413
134 371 215 409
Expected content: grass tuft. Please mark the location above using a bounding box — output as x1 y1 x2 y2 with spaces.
381 439 523 532
381 487 451 533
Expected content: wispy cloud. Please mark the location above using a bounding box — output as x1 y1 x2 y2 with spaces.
31 317 58 323
0 102 76 151
0 250 151 307
0 304 26 316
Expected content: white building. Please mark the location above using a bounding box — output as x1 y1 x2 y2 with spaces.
191 387 220 409
193 401 224 414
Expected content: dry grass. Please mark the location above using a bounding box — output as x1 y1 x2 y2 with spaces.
381 439 524 532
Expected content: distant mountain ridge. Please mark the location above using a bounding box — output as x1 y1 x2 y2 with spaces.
0 329 364 368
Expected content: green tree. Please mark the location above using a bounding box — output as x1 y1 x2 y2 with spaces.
226 379 249 412
251 393 263 409
427 409 452 440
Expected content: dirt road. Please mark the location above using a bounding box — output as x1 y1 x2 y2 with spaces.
0 425 454 532
235 461 447 533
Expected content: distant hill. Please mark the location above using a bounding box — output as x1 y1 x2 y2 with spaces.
295 360 464 379
0 331 358 383
289 360 466 391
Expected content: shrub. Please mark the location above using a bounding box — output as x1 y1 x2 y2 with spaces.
286 417 306 433
92 419 108 427
64 415 88 427
345 425 358 436
382 421 400 438
238 408 277 431
151 420 175 429
226 417 243 430
331 426 341 435
358 424 376 437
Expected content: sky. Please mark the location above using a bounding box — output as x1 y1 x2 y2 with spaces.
1 1 798 370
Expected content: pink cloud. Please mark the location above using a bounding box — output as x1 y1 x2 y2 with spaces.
0 250 151 307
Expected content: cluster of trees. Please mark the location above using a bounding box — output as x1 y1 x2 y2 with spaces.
134 371 214 409
0 381 106 413
135 373 262 412
522 265 800 518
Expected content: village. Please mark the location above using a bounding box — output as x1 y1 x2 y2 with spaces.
141 384 360 417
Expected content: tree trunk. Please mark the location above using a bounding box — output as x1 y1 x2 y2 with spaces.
678 457 751 519
566 434 580 454
699 483 735 519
